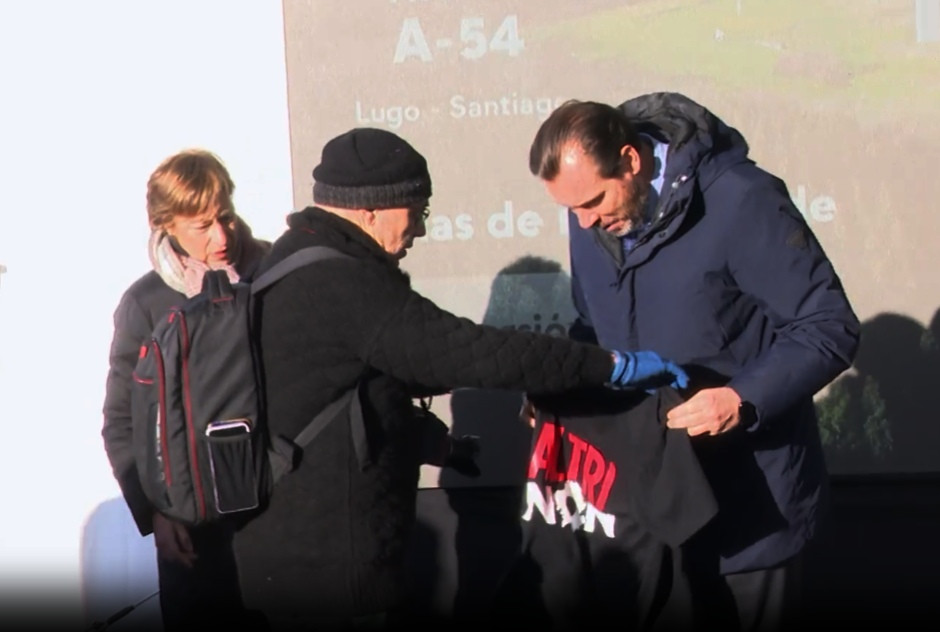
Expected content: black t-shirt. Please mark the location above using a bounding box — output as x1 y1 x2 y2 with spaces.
492 387 718 628
525 386 718 548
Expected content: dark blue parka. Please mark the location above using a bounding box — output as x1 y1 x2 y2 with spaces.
567 92 860 574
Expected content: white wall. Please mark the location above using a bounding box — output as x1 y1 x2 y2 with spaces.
0 1 291 627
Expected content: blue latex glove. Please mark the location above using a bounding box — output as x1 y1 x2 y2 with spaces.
609 350 689 391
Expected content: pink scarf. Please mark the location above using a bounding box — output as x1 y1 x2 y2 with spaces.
148 218 264 298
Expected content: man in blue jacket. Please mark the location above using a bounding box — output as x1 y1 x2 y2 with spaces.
528 93 860 629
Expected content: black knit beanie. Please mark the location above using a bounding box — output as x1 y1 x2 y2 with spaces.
312 128 432 209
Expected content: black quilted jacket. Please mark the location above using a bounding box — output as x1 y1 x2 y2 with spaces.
232 207 614 624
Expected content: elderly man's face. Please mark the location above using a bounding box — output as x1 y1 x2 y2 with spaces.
369 202 429 260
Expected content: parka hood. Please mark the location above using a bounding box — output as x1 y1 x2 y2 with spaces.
618 92 751 190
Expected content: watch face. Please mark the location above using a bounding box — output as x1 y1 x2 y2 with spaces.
739 401 758 427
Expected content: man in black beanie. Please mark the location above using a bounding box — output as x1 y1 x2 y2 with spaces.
231 127 689 630
313 128 432 210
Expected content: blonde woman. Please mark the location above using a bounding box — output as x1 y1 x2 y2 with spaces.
101 149 268 630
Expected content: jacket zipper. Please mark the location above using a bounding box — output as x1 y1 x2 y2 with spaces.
153 341 172 486
633 174 689 251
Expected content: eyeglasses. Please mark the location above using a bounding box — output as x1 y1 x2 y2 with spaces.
410 205 431 221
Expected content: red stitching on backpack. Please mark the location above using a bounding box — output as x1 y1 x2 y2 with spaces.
178 313 207 521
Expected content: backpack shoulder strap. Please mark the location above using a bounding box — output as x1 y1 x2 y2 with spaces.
250 245 352 295
251 246 370 468
201 268 236 300
292 386 358 449
293 384 370 469
268 385 365 485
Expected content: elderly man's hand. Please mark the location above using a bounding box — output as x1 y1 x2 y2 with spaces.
608 350 689 392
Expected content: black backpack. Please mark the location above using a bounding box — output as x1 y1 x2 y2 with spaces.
131 246 355 526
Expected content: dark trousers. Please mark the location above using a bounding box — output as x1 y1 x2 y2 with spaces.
488 518 804 632
488 517 673 630
255 609 403 631
724 556 803 632
665 550 804 632
157 524 246 631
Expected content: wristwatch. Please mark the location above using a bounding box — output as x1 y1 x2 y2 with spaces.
738 400 758 428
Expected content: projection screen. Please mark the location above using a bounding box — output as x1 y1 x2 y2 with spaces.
281 0 940 483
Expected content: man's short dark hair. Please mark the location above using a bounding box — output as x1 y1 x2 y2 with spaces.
529 100 641 181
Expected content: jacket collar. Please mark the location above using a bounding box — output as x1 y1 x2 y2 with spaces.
288 206 397 265
618 92 751 191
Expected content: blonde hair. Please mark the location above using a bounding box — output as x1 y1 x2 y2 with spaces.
146 149 235 229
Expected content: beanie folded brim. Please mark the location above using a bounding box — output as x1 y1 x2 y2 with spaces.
312 128 433 210
313 178 431 210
